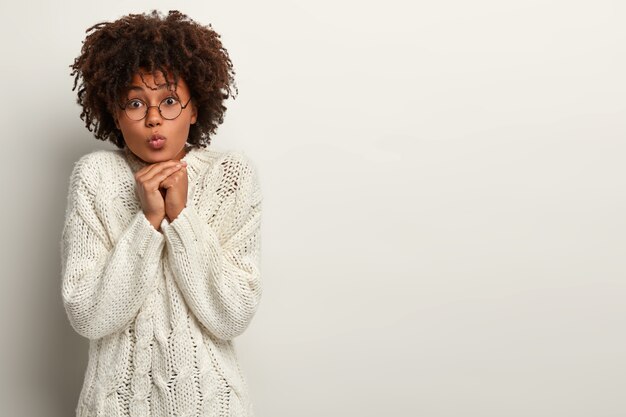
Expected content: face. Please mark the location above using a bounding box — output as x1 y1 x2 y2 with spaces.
114 69 197 163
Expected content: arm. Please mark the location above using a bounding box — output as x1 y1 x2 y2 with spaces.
60 156 165 340
161 153 263 341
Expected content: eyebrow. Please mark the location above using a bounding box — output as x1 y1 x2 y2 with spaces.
127 84 173 92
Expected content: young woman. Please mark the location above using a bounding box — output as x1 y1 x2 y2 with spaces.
61 10 263 417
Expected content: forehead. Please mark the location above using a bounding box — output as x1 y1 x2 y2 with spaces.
125 69 189 93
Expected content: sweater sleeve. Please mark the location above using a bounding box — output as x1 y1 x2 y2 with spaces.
60 155 165 340
160 153 263 341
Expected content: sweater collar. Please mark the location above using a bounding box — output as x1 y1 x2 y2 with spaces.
122 145 203 181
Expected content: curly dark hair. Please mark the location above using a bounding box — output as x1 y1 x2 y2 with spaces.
70 10 238 148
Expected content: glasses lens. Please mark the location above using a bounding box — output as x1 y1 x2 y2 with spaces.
125 99 147 121
160 97 183 120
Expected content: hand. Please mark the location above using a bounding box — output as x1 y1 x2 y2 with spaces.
161 162 189 223
134 160 186 230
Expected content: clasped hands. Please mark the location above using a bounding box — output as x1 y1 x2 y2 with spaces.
134 159 189 231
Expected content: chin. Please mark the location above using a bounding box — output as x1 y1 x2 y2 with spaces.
127 142 185 163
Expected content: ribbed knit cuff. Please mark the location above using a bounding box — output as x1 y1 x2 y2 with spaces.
131 211 166 259
161 205 218 254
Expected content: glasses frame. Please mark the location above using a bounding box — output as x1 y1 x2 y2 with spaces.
118 95 193 121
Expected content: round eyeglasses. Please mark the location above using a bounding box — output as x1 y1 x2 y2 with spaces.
119 96 193 121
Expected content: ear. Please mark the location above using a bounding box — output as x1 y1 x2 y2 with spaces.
190 102 198 125
113 113 121 129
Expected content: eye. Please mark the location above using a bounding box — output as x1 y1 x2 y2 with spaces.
162 96 179 106
127 99 145 109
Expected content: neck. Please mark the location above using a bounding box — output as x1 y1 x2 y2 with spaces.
173 146 189 161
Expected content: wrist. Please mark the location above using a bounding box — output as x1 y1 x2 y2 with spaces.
145 213 164 232
167 205 185 222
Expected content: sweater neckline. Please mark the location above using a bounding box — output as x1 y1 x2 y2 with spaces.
122 145 202 181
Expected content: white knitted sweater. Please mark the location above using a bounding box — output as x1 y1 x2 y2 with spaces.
60 145 262 417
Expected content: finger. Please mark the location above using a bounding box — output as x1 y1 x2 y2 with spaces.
135 157 186 177
143 163 184 184
164 165 188 181
140 160 182 181
160 170 184 189
136 160 183 181
141 167 183 192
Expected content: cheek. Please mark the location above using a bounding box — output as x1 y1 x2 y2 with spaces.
114 111 125 130
115 114 136 132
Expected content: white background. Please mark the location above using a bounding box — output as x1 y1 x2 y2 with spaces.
0 1 624 416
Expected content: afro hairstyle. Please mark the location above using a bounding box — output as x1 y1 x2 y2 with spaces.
70 9 238 148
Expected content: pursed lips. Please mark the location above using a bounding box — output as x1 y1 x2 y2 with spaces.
148 134 166 142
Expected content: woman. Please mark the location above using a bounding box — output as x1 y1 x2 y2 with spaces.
61 10 263 417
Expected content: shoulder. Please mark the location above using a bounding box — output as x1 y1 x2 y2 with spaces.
192 147 257 171
69 149 126 193
221 150 262 205
216 149 260 194
219 150 258 179
193 147 259 182
195 147 261 202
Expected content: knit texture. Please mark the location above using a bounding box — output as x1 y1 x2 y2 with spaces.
60 145 262 417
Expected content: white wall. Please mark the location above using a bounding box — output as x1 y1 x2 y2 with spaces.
0 1 624 416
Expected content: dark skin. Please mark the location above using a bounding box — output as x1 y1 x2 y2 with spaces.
113 69 197 231
134 160 188 231
70 10 237 149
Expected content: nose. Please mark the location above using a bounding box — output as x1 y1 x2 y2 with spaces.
145 106 163 127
